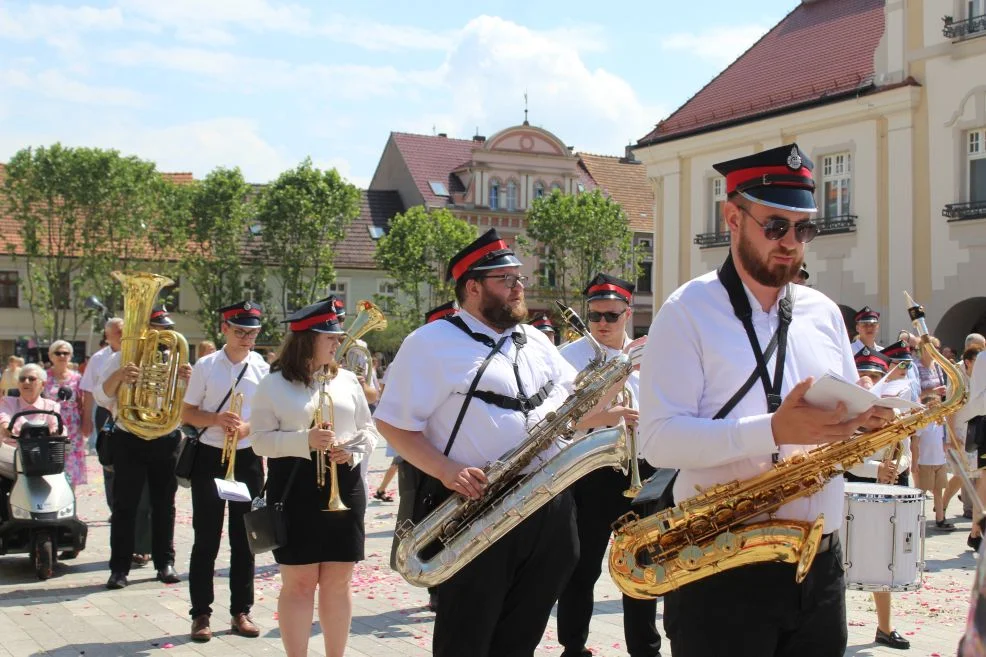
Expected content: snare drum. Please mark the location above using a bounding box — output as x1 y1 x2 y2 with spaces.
842 482 925 592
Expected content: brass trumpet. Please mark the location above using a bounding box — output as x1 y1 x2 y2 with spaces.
314 371 348 512
618 385 643 498
220 388 244 481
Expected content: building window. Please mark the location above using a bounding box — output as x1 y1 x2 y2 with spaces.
327 280 347 312
970 0 985 20
821 152 852 217
377 279 398 297
489 179 500 210
533 181 545 199
0 271 18 308
577 182 585 193
969 128 986 202
709 177 726 233
537 246 556 288
161 280 180 312
637 261 653 294
505 181 518 211
550 182 562 194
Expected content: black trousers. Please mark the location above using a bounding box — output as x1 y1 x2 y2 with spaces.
663 537 847 657
433 491 579 657
189 443 264 618
557 463 662 657
109 429 179 574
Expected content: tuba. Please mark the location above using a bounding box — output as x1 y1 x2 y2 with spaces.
112 271 190 440
394 301 631 587
608 292 969 599
336 300 387 377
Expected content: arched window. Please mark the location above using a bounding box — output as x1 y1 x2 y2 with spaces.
550 181 562 194
533 181 545 199
489 179 500 209
506 180 518 211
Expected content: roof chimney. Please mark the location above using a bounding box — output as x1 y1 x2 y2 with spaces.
473 135 486 143
438 132 448 138
623 144 639 163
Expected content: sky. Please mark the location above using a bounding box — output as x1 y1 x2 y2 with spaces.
0 0 798 189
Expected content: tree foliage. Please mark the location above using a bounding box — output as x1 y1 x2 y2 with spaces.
255 159 361 317
518 189 637 311
374 206 475 323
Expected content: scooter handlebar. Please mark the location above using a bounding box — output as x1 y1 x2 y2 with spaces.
6 409 65 438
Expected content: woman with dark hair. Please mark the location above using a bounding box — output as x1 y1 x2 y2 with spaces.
250 298 379 657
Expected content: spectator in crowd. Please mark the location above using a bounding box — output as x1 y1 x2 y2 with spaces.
196 341 217 361
0 364 62 442
943 346 957 362
0 356 24 396
44 341 86 491
915 335 955 531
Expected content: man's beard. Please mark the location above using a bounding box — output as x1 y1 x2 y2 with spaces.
737 223 802 288
479 289 527 330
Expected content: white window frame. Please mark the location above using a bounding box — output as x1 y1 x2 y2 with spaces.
820 152 852 218
969 128 986 202
376 279 398 298
489 179 500 210
533 181 545 199
506 180 518 211
326 279 350 313
709 176 726 234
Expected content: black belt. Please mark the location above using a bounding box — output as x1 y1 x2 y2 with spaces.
817 531 839 554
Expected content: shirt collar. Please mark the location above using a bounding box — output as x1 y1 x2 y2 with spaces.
457 307 519 339
740 279 786 317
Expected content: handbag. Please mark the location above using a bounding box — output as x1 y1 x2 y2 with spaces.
174 362 249 485
244 460 301 555
96 419 115 467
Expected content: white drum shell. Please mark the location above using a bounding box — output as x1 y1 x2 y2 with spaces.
841 482 925 592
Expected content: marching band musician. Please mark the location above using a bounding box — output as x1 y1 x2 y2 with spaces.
374 229 586 657
96 304 192 590
556 273 661 657
250 297 379 657
181 302 270 642
638 145 894 657
530 313 557 346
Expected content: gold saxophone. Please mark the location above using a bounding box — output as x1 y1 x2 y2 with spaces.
337 300 387 377
113 271 190 439
609 292 969 599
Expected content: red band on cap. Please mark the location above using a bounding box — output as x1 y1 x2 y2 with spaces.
725 165 813 194
856 354 886 368
290 312 339 332
451 240 508 280
587 283 632 302
222 308 261 320
150 310 167 319
532 318 553 328
426 307 456 323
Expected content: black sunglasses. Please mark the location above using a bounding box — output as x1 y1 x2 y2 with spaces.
53 351 71 356
738 205 818 243
18 375 38 383
587 310 624 323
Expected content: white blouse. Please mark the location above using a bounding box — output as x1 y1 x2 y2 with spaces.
250 368 380 464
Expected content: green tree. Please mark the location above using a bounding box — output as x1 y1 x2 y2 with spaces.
255 159 361 316
519 189 637 311
374 206 475 323
1 144 165 344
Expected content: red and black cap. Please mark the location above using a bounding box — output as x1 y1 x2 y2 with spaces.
218 301 262 329
855 306 880 325
881 340 911 362
854 346 890 376
425 301 457 325
149 304 175 328
446 228 522 282
530 314 556 334
283 297 345 334
713 144 816 213
584 273 634 305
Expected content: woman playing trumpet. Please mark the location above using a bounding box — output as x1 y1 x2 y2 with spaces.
250 297 379 657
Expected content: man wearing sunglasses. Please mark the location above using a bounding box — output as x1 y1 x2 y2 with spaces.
638 144 895 657
556 273 661 657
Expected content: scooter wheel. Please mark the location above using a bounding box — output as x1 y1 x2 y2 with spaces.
34 535 53 580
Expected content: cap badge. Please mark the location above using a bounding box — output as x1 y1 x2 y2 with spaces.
243 301 252 311
786 147 802 171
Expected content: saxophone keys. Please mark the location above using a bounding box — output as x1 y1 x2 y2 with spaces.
714 531 742 555
678 545 704 570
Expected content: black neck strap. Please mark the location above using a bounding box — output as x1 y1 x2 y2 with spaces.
716 252 793 415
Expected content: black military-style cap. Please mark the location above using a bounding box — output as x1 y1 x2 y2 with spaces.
855 306 880 324
881 340 911 362
218 301 262 328
425 301 457 325
713 143 817 213
282 298 345 334
854 346 890 376
446 228 521 282
530 314 556 334
149 304 175 327
584 273 634 305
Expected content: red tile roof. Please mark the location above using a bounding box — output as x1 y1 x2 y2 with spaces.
578 154 654 233
390 132 476 207
639 0 887 145
334 190 404 269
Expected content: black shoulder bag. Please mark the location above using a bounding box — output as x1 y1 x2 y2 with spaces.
174 362 249 484
632 252 794 507
244 460 301 555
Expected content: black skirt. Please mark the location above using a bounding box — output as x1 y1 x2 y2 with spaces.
267 454 367 565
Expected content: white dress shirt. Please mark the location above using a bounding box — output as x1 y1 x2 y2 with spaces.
373 308 577 469
183 348 269 450
639 270 858 534
92 351 123 415
79 345 116 395
250 368 379 465
956 358 986 427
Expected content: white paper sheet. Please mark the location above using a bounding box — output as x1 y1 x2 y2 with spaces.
214 478 252 503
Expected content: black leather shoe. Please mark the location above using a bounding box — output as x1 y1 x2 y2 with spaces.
875 628 910 649
106 572 128 590
156 564 180 584
969 533 983 552
936 519 957 531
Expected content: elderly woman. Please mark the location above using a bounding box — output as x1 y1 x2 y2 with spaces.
44 341 85 488
0 355 24 397
0 364 62 444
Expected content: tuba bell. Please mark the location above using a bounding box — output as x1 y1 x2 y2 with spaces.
112 271 190 440
336 300 387 377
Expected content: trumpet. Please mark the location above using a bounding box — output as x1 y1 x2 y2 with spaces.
314 371 348 512
221 388 244 481
618 385 643 498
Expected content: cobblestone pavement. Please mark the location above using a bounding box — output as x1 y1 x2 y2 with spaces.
0 448 976 656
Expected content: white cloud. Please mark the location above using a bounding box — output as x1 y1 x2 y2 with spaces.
0 68 147 107
661 25 771 66
315 157 370 190
0 5 126 42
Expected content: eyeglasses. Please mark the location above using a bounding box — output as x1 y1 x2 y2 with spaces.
231 328 260 339
18 376 37 383
587 310 625 323
738 205 818 243
53 351 71 357
478 274 529 289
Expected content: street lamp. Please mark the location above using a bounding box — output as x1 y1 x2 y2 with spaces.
84 296 109 356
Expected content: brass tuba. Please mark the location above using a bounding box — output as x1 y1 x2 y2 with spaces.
336 300 387 377
112 271 190 440
608 292 968 599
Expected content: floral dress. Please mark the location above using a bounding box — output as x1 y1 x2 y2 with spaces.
44 369 85 485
